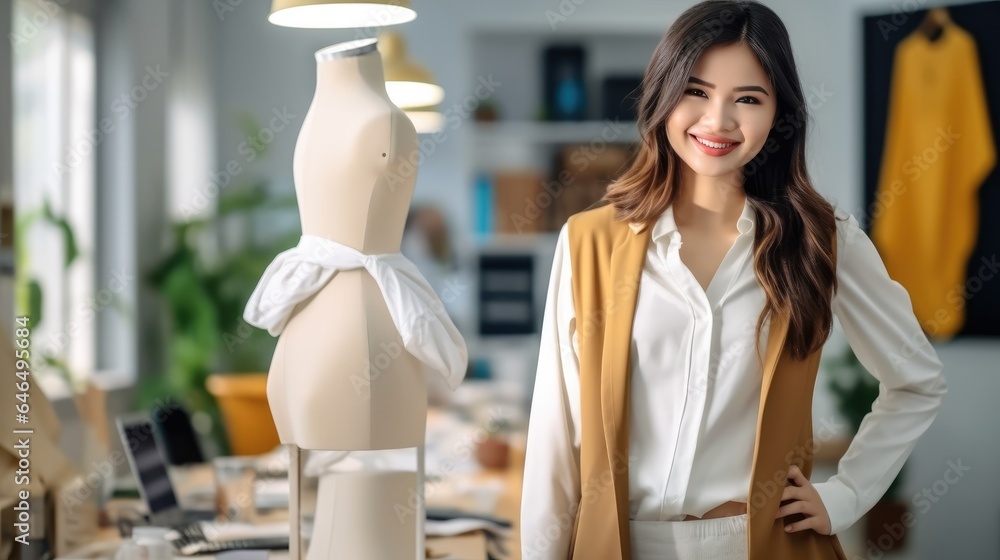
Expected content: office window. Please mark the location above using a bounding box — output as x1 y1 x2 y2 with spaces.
12 0 96 395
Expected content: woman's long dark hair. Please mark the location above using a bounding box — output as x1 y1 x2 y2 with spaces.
602 0 842 363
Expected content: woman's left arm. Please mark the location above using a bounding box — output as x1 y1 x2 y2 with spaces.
810 209 948 535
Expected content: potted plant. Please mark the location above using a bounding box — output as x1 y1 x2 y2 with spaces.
141 113 299 455
475 411 516 471
826 344 908 551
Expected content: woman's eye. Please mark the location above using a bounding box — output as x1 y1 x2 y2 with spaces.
685 88 760 105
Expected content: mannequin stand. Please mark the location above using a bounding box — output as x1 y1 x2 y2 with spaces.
289 444 302 559
286 443 426 560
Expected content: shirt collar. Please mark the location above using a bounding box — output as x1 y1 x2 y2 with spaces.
628 196 756 240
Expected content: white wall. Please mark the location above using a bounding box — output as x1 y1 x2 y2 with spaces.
0 0 11 203
196 1 1000 556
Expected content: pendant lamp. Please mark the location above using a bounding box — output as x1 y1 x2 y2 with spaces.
269 0 416 29
378 31 445 109
404 106 444 134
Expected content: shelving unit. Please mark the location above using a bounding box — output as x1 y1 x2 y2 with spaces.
471 119 642 146
456 28 662 396
463 28 659 238
471 231 561 249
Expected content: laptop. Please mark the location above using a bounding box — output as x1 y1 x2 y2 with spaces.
151 403 205 466
116 413 290 554
115 413 217 527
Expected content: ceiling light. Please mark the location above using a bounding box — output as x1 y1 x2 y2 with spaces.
269 0 416 29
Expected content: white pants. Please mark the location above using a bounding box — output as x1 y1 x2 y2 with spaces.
630 513 749 560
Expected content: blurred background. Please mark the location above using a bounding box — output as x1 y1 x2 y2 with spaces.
1 0 998 559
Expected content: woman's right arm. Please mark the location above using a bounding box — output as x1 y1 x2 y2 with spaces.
520 223 583 560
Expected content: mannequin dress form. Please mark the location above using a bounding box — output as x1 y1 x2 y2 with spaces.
257 38 444 560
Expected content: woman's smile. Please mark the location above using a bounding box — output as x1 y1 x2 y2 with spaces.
690 133 741 156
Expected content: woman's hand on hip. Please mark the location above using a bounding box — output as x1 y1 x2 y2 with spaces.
774 464 832 535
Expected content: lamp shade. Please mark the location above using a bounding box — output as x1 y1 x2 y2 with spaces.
269 0 416 29
379 31 444 109
404 105 444 134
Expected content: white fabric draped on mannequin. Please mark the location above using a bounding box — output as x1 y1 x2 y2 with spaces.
244 234 468 390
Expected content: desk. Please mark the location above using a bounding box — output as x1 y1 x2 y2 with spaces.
468 437 524 560
71 439 526 560
78 527 487 560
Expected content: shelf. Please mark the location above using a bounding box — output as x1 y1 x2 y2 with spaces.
472 231 561 249
471 120 641 145
464 29 656 243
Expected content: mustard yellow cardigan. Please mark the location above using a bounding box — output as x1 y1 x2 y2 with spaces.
563 204 848 560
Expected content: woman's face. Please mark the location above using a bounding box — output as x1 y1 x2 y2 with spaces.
665 42 778 179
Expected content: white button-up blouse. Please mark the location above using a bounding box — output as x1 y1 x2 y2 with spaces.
520 199 947 559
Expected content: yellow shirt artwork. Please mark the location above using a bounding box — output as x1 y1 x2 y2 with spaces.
871 22 996 340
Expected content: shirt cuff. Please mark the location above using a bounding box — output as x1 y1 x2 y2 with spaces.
812 478 859 535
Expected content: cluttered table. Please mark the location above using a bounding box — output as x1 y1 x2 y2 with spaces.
67 414 526 560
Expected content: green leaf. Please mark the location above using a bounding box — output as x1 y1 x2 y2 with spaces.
40 354 74 391
26 199 79 267
235 112 271 161
42 198 55 221
216 181 270 216
14 210 41 317
27 279 43 330
55 217 79 267
236 112 263 141
268 194 299 210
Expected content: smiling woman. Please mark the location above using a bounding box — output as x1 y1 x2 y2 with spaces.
604 0 834 367
520 1 948 560
670 63 775 161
